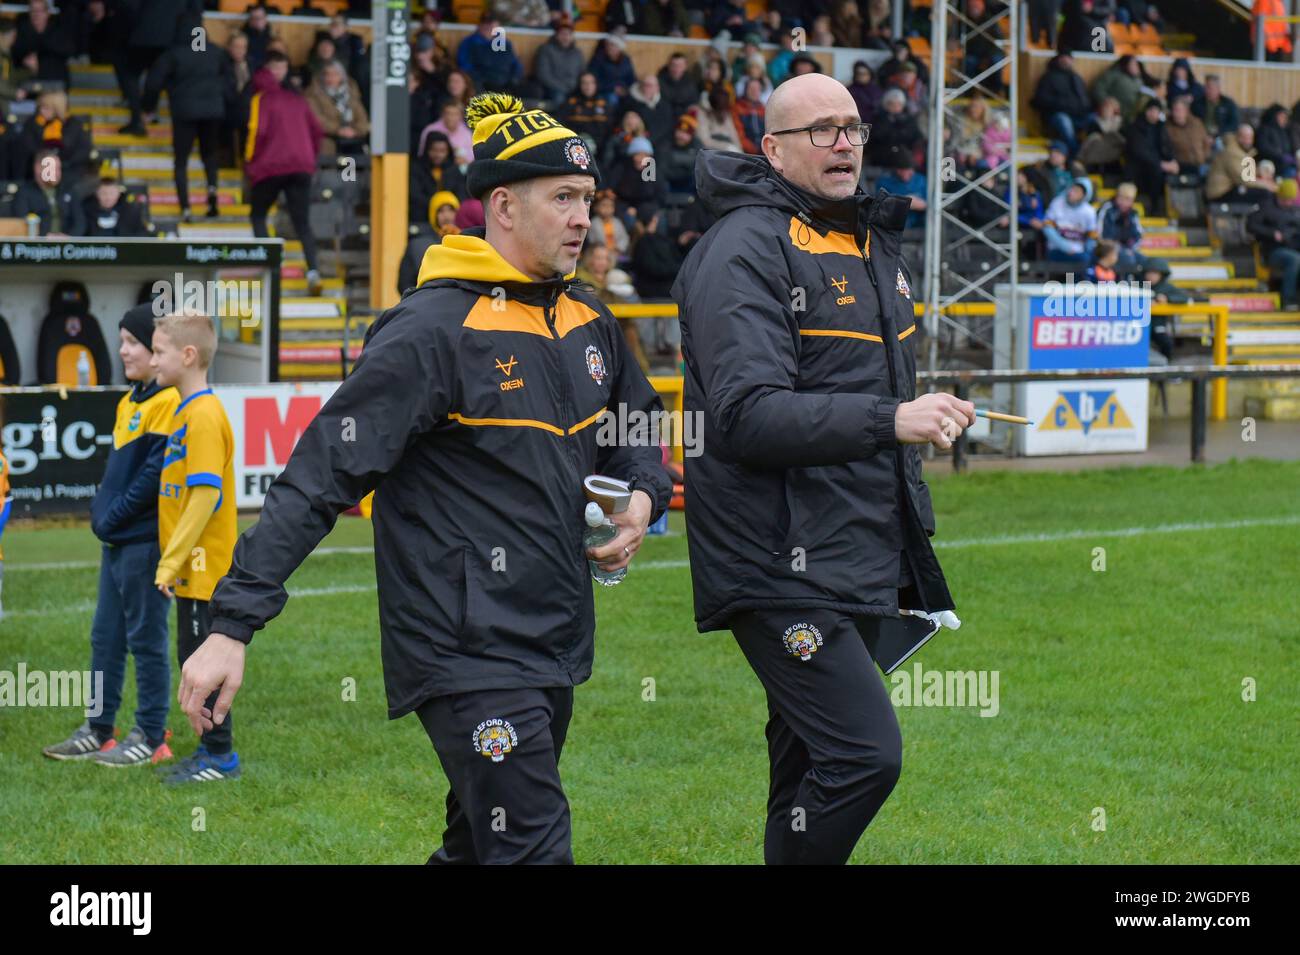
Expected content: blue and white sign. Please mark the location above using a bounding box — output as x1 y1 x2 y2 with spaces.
1010 282 1152 456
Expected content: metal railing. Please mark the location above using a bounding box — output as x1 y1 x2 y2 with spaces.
925 364 1300 470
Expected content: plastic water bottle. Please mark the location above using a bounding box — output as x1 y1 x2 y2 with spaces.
76 352 91 386
583 501 625 587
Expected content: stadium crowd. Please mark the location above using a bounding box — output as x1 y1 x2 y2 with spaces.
1027 48 1300 314
4 0 1300 346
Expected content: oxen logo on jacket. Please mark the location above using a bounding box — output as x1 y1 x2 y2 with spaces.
831 274 855 305
495 355 523 391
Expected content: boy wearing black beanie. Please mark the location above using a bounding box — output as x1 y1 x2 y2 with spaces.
43 302 180 766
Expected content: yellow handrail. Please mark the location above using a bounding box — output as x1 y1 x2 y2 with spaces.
1152 303 1229 420
625 302 1230 422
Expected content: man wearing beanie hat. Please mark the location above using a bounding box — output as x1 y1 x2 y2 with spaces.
43 302 180 766
183 93 672 863
1248 178 1300 309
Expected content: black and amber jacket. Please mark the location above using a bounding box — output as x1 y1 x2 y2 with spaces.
210 232 671 717
90 380 179 547
673 151 953 632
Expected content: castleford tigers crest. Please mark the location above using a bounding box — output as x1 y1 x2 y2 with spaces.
585 344 606 384
65 317 82 336
896 269 911 298
473 718 518 762
564 137 592 170
128 410 142 432
782 622 824 661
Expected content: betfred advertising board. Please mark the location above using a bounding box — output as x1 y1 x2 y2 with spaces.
1017 282 1152 456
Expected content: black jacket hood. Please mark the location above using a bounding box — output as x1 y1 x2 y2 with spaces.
695 150 910 237
130 378 167 404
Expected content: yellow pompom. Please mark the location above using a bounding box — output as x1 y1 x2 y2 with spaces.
464 92 525 131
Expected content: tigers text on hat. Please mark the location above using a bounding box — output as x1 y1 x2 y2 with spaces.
464 92 602 199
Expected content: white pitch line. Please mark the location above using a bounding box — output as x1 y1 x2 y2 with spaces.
639 514 1300 568
933 513 1300 549
9 545 375 574
9 514 1298 596
5 583 376 619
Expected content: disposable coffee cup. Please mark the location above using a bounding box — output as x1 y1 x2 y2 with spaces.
583 474 632 515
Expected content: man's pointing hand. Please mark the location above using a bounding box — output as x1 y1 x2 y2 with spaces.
178 634 247 736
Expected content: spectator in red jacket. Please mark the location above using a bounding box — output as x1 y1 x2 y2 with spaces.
733 77 766 154
244 52 324 290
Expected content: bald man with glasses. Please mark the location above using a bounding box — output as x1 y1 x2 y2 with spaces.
672 74 974 865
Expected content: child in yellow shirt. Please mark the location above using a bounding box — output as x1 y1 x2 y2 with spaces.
150 311 239 785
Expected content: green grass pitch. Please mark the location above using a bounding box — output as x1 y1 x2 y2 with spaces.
1 458 1296 863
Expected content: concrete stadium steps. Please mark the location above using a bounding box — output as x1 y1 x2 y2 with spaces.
1165 260 1267 292
1243 376 1300 421
175 221 257 238
71 105 168 122
95 133 171 148
150 202 251 217
276 296 368 381
70 63 354 382
91 124 172 146
1210 293 1281 312
68 67 118 87
1170 277 1260 290
1170 261 1235 281
1139 231 1188 249
282 278 344 297
69 89 150 108
279 359 358 379
148 187 244 205
280 298 346 320
118 154 242 182
1180 311 1300 337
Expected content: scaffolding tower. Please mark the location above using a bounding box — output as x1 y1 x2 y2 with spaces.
920 0 1019 378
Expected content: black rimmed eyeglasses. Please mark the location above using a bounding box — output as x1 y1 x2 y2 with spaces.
768 122 872 147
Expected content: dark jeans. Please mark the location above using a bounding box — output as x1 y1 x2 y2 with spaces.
114 44 164 125
249 172 319 273
1028 0 1061 47
88 539 171 742
729 609 903 865
172 118 221 209
176 597 233 755
416 685 574 864
1046 112 1086 155
1268 246 1300 306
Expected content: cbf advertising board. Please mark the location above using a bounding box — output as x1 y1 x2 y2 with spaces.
1013 281 1152 456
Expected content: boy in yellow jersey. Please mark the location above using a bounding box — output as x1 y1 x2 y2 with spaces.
150 311 239 785
43 305 179 765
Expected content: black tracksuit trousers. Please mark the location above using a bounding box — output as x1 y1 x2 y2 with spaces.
416 685 574 865
729 609 904 865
